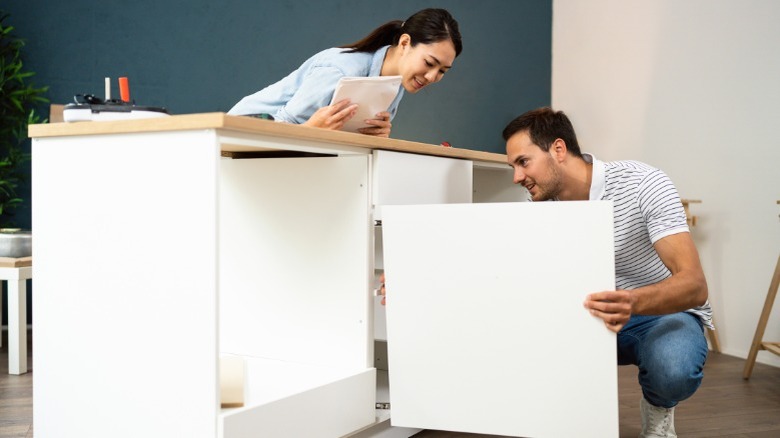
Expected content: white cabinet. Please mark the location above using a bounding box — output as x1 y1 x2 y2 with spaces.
31 120 386 438
29 114 613 438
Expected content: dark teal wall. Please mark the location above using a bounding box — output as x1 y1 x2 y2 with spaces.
8 0 551 150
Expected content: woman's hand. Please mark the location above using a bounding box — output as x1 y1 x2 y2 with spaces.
304 99 358 130
358 111 392 137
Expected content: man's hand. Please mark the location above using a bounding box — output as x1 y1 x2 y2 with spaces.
303 99 358 130
378 273 386 306
357 111 392 137
583 290 633 332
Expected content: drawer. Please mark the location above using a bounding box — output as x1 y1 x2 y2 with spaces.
372 150 472 220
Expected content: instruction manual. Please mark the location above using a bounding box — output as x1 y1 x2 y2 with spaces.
330 76 402 133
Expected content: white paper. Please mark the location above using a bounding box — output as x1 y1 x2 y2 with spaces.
329 76 402 132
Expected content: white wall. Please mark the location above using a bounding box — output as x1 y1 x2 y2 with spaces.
553 0 780 367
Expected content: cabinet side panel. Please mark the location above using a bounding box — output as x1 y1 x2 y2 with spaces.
383 201 618 438
32 132 219 438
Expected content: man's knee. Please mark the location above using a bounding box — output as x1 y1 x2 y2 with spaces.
645 353 704 401
642 313 707 401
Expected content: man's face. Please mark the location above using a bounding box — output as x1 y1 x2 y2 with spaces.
506 130 563 201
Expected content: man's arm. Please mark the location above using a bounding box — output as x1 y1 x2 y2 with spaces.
584 232 708 332
631 232 708 314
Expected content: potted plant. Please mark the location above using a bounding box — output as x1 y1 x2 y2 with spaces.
0 10 48 255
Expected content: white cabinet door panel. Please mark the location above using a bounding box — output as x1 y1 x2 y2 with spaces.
382 201 618 438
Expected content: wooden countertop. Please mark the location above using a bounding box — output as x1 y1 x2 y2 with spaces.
28 112 508 165
0 256 31 267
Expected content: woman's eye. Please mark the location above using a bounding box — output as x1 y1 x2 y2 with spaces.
425 60 433 67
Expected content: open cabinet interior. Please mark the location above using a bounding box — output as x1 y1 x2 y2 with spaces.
218 155 375 437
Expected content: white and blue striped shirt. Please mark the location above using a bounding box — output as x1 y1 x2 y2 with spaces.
587 154 713 328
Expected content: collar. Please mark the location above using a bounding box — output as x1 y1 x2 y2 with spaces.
370 46 391 77
583 153 606 201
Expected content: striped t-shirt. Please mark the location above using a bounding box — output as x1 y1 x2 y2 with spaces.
586 154 713 328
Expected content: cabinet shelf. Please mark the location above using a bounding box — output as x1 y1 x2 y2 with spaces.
220 356 375 437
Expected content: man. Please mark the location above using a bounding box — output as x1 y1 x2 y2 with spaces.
503 107 711 437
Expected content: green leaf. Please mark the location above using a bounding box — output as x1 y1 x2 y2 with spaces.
0 9 48 225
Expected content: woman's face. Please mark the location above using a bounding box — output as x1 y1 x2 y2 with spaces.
397 35 457 93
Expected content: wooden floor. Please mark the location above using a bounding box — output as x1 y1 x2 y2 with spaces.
0 331 32 438
1 331 779 438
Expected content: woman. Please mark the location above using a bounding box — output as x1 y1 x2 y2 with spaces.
228 8 462 137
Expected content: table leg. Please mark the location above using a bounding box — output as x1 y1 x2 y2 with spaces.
8 278 27 375
743 253 780 379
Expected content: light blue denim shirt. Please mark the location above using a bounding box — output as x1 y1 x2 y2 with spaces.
228 46 404 124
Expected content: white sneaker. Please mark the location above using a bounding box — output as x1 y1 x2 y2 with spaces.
639 397 677 438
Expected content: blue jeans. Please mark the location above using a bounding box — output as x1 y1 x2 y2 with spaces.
618 312 708 408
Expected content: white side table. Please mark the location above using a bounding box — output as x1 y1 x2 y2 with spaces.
0 256 32 374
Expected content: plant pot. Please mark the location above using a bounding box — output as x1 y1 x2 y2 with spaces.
0 228 31 258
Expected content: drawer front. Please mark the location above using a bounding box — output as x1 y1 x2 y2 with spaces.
372 150 472 220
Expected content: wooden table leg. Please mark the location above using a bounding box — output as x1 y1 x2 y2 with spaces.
706 317 722 353
8 276 28 375
743 253 780 379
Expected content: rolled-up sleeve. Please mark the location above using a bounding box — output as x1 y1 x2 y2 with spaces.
274 66 345 124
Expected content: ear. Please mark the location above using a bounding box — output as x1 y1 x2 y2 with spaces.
550 138 568 162
398 33 412 48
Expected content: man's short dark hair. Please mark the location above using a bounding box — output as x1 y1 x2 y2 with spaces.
502 107 583 157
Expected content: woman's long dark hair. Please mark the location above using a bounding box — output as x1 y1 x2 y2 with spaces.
340 8 462 56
